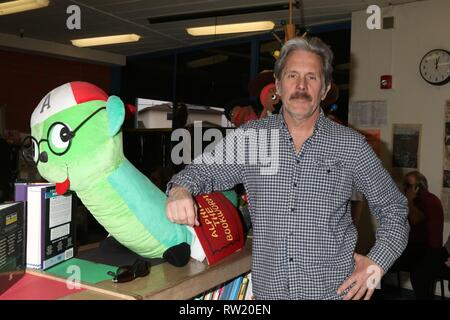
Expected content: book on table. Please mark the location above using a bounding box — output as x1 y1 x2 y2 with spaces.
15 183 76 270
0 201 26 295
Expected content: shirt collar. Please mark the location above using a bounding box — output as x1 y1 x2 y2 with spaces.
277 106 326 139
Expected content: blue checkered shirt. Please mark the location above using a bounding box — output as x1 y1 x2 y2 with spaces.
168 109 409 300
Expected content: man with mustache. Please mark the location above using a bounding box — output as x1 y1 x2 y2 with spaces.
165 37 409 300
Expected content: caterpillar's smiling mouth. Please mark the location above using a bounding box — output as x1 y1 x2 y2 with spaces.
56 164 70 195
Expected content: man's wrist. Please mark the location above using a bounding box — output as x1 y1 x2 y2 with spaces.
168 182 194 197
168 183 185 194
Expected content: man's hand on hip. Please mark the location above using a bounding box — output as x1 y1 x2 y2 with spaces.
166 185 199 227
337 253 384 300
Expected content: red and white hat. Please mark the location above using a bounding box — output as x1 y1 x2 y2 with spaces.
31 81 108 127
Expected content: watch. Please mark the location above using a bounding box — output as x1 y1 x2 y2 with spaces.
419 49 450 85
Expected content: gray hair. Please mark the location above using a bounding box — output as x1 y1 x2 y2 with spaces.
274 36 334 94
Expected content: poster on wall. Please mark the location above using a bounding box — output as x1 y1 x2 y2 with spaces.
441 101 450 221
392 124 421 169
444 101 450 170
441 190 450 222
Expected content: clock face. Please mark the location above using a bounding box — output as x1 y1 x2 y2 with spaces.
419 49 450 85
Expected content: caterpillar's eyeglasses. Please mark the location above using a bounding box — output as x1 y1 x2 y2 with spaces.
21 107 106 165
107 259 150 283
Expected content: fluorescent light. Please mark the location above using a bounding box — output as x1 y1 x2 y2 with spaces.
187 21 275 36
71 34 141 47
0 0 49 16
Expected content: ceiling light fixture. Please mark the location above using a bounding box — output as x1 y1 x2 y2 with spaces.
0 0 49 16
187 21 275 36
71 34 141 47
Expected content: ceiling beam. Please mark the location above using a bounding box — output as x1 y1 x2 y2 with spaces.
147 2 298 24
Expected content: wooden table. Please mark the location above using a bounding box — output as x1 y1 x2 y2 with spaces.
37 239 252 300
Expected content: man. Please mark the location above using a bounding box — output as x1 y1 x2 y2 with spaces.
403 171 443 251
166 37 409 300
392 171 444 299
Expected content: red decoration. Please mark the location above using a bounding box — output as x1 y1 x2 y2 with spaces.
55 178 70 195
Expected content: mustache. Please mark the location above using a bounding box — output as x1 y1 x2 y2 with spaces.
289 91 312 101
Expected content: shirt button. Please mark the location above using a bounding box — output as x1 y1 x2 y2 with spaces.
289 258 294 262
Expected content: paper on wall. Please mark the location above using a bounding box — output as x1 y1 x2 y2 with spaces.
442 101 450 221
444 101 450 170
349 100 387 127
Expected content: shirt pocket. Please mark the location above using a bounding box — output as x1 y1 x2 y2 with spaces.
307 157 345 200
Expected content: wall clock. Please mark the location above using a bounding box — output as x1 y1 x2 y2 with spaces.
419 49 450 86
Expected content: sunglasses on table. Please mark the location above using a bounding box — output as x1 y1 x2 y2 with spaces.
107 259 150 283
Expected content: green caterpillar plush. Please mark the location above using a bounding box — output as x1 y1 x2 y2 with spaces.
28 81 242 267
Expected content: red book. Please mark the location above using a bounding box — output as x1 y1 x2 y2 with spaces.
194 192 245 265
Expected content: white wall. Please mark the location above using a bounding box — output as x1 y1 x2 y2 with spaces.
351 0 450 238
350 0 450 295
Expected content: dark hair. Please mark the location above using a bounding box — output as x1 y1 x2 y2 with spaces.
405 170 428 190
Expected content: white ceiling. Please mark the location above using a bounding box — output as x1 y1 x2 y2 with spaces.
0 0 419 57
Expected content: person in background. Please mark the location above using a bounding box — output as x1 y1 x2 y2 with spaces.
391 171 444 299
165 36 409 300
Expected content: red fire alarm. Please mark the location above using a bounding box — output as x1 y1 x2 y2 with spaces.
380 75 392 89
